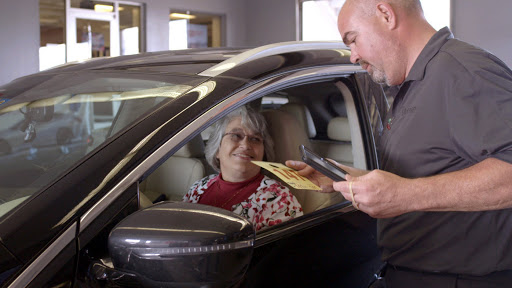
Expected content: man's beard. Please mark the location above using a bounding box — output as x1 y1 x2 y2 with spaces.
370 68 389 85
360 61 389 86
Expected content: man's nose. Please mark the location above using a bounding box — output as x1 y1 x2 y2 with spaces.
350 50 360 64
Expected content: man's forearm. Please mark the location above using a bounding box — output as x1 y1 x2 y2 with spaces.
410 158 512 212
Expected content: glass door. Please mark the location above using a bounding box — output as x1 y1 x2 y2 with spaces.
66 5 119 62
169 10 222 50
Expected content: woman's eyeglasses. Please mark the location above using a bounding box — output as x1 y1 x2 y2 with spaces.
223 132 264 145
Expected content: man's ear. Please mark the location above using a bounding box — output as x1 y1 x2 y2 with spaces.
376 2 397 30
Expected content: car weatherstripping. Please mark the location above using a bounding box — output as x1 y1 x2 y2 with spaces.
0 41 388 288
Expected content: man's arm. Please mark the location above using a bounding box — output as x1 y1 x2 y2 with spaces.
334 158 512 218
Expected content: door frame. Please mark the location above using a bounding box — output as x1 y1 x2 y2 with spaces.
65 0 120 62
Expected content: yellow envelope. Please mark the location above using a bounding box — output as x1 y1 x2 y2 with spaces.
252 161 321 190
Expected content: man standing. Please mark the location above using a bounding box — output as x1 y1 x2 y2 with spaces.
289 0 512 287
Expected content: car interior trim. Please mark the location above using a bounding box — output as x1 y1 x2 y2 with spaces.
337 81 367 169
8 222 77 288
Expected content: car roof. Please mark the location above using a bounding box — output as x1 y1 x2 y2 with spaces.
34 41 350 75
0 41 355 102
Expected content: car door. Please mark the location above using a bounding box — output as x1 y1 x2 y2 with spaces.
18 61 385 287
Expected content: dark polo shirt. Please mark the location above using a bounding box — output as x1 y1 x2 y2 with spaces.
377 27 512 275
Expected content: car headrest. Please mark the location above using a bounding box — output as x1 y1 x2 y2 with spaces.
279 103 317 138
174 134 205 158
261 109 312 164
327 117 351 141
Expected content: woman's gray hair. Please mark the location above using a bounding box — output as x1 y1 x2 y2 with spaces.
204 105 275 172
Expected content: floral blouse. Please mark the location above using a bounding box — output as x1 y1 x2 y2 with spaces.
183 174 304 231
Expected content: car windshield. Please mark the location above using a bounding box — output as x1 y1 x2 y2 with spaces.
0 71 204 217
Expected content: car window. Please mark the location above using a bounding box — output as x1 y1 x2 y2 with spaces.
0 73 201 218
139 76 367 222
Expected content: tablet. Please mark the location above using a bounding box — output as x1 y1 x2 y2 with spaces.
299 145 347 181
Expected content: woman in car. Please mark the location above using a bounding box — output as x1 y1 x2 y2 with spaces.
183 105 303 231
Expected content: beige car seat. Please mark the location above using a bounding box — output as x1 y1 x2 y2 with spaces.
312 117 354 167
279 102 317 139
261 108 344 214
280 103 353 165
140 135 206 207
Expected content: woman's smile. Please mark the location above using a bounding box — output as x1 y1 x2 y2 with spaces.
232 152 255 160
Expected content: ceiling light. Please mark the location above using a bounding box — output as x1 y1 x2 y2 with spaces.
170 13 196 20
94 4 113 13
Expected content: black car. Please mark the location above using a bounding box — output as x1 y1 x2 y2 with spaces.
0 42 390 287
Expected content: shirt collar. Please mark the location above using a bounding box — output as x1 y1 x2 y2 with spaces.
404 27 454 83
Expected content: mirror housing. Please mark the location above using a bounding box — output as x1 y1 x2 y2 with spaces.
108 202 255 288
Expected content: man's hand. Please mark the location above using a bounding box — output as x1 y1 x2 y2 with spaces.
285 160 336 192
334 170 416 218
287 159 413 218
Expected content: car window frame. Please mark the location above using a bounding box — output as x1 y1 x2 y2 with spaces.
132 65 371 244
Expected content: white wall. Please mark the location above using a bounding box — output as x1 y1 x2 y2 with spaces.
451 0 512 67
1 0 512 86
245 0 298 46
0 0 40 86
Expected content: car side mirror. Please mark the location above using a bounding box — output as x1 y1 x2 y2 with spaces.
108 202 255 288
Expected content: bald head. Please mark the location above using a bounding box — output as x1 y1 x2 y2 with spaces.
345 0 423 17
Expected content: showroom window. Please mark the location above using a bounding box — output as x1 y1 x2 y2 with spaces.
300 0 451 41
169 10 223 50
119 3 143 55
39 0 66 70
39 0 144 71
